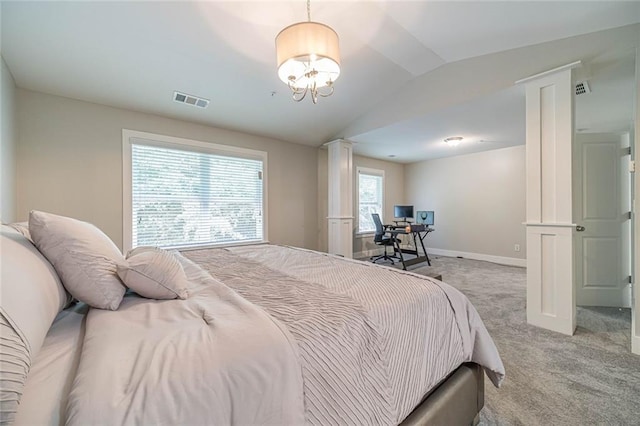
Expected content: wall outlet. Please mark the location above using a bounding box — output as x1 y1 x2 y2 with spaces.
514 244 521 252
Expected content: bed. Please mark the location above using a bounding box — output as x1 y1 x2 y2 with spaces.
1 218 504 426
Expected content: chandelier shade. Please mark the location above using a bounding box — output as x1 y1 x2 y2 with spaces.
275 1 341 105
276 22 340 90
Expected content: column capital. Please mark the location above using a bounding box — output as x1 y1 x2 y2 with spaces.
323 139 353 147
515 60 581 85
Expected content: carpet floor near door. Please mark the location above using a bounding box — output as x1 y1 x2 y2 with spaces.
404 256 640 425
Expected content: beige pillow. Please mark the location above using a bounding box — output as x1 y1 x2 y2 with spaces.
125 245 160 259
0 225 70 423
7 221 31 240
117 249 189 300
29 211 127 310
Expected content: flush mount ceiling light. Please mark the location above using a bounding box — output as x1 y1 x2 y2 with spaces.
275 0 341 104
444 136 463 147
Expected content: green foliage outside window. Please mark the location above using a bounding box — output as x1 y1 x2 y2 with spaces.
132 144 263 248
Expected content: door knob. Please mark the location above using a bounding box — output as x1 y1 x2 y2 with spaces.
576 225 586 232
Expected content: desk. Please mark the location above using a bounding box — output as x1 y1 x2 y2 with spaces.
386 224 434 270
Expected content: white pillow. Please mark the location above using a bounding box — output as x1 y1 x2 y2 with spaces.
117 249 189 300
0 225 69 423
125 245 159 259
29 211 127 310
7 221 31 240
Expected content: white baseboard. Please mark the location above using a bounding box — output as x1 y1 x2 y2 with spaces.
633 317 640 355
427 248 527 268
355 247 526 267
353 248 384 259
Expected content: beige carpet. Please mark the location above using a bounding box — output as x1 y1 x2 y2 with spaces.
387 255 640 425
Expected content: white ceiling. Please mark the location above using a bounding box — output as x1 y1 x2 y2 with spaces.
350 85 526 162
2 1 639 163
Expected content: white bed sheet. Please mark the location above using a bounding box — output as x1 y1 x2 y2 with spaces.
64 255 305 426
13 304 87 426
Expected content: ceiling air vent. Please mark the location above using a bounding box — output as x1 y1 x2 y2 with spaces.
173 91 209 109
575 81 591 96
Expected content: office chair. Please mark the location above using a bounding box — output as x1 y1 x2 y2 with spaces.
370 213 400 265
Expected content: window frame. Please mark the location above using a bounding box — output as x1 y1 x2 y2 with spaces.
356 166 385 236
122 129 268 251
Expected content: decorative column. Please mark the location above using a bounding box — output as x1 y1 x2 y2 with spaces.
326 139 353 258
517 62 580 336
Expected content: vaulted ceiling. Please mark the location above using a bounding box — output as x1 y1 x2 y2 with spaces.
2 1 639 163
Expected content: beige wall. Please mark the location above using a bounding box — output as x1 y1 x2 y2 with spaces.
1 57 17 222
405 145 526 261
317 150 405 254
16 89 318 250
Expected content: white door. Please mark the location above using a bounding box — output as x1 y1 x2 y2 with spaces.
574 133 632 307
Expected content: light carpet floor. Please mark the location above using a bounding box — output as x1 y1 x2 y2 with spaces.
391 256 640 425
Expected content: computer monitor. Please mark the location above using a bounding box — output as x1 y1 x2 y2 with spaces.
394 205 414 221
416 211 434 226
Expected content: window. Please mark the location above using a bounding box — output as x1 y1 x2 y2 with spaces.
357 167 384 233
123 130 267 250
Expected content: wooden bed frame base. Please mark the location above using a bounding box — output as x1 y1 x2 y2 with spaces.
400 363 484 426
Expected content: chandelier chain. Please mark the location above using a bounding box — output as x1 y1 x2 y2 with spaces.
306 0 311 21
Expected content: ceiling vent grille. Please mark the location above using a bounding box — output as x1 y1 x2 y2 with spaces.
575 81 591 96
173 91 209 109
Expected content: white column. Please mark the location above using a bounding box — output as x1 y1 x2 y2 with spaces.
326 139 353 258
518 62 580 336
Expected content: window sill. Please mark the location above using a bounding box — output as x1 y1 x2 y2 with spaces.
162 239 268 251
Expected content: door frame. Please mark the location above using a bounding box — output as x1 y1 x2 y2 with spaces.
632 47 639 356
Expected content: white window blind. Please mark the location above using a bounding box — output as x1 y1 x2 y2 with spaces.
357 168 384 233
130 141 264 249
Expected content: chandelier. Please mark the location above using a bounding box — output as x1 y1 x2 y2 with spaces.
275 0 341 104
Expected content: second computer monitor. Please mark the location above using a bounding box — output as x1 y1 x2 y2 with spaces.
416 210 434 226
394 205 414 221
